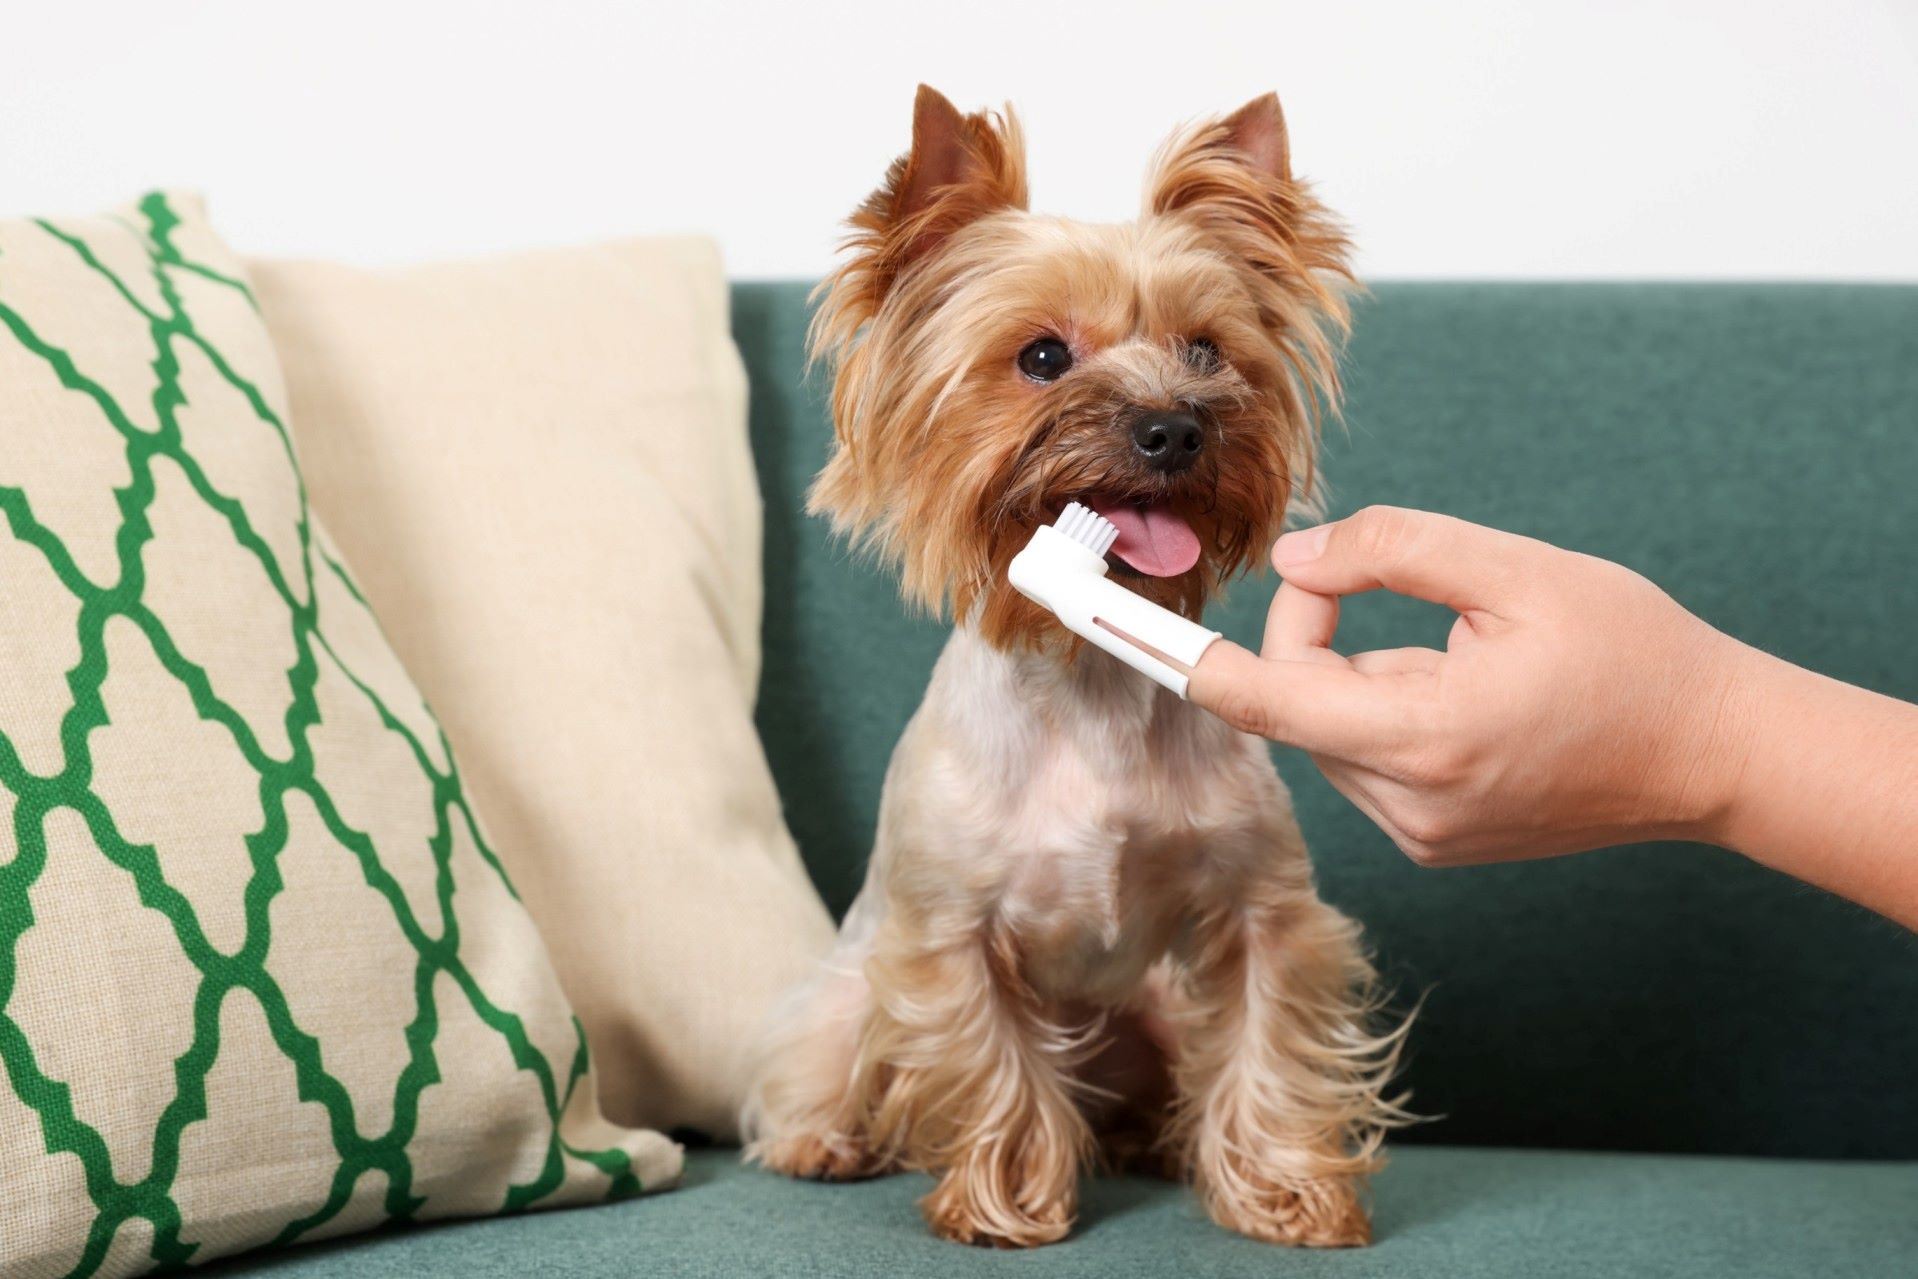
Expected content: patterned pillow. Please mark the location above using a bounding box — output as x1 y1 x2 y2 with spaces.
0 194 681 1279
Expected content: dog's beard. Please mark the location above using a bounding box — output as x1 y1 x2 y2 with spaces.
958 409 1288 650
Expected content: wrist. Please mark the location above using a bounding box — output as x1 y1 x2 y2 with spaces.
1692 643 1918 928
1666 632 1773 849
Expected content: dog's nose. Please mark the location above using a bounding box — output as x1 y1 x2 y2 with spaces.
1130 409 1204 474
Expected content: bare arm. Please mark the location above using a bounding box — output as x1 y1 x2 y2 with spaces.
1714 649 1918 929
1184 507 1918 930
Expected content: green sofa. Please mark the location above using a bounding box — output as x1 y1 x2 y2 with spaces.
207 283 1918 1276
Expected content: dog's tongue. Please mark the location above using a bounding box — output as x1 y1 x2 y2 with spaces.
1091 500 1201 577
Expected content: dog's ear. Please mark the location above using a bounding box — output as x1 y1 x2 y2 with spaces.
891 86 1027 238
1219 92 1291 183
836 86 1027 308
1146 93 1354 507
1144 89 1351 313
804 89 1026 561
1146 92 1298 221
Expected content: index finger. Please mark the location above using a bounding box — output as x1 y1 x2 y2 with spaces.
1187 637 1422 757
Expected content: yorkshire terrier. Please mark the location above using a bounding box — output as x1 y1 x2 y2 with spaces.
744 86 1409 1249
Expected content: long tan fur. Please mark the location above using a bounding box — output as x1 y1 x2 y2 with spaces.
747 86 1410 1249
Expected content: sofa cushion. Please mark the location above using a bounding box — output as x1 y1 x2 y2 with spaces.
0 196 677 1279
249 245 835 1139
195 1145 1918 1278
731 281 1918 1160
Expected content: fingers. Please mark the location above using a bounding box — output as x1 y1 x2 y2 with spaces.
1188 638 1419 756
1272 506 1548 615
1350 646 1443 676
1263 580 1342 662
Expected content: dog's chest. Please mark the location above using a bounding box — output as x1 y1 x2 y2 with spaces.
982 681 1268 1001
908 628 1285 1001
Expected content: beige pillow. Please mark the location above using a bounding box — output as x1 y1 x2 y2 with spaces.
0 194 678 1279
250 242 836 1137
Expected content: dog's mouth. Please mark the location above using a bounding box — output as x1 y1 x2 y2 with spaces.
1083 498 1201 578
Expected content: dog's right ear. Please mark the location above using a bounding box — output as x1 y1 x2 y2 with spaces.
884 86 1027 261
820 87 1027 327
805 88 1026 583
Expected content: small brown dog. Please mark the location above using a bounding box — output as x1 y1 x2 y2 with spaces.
744 86 1409 1249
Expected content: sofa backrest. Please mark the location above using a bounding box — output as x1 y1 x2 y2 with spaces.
732 281 1918 1160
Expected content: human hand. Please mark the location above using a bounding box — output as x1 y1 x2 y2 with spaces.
1188 507 1757 867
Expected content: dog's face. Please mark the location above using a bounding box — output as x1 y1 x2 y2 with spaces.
811 86 1353 649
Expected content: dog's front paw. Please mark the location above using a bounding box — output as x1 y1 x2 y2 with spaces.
920 1164 1074 1248
751 1130 881 1182
1204 1171 1371 1248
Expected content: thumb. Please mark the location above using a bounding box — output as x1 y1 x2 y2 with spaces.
1272 506 1546 615
1187 637 1413 757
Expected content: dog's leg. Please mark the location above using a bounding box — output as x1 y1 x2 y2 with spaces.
743 948 887 1181
1168 890 1407 1247
859 919 1092 1247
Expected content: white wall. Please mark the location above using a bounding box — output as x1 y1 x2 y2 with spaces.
4 0 1914 280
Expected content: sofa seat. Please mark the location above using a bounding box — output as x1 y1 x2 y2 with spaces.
200 1146 1918 1277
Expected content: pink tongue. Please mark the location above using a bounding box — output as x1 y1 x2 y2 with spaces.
1091 501 1201 576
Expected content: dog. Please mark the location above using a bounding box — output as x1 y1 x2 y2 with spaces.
743 85 1409 1249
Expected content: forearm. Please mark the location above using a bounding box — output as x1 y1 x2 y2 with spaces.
1711 647 1918 930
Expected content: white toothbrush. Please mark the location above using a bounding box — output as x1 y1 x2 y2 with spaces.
1008 503 1222 698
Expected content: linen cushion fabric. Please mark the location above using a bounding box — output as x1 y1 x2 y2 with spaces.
0 194 679 1279
248 241 835 1139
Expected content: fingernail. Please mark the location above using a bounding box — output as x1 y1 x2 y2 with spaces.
1273 525 1331 568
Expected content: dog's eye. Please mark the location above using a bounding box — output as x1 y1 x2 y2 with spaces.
1185 338 1222 373
1017 337 1074 382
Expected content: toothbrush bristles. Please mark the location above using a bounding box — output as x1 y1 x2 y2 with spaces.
1056 502 1119 558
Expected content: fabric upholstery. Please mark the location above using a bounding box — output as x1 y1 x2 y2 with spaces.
732 281 1918 1160
197 1145 1918 1278
249 246 836 1140
0 196 677 1279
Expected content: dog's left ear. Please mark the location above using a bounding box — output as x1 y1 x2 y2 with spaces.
1219 93 1291 183
1146 92 1298 221
1144 89 1352 315
1147 93 1354 507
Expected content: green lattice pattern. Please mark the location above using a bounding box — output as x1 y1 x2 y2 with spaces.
0 194 645 1277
